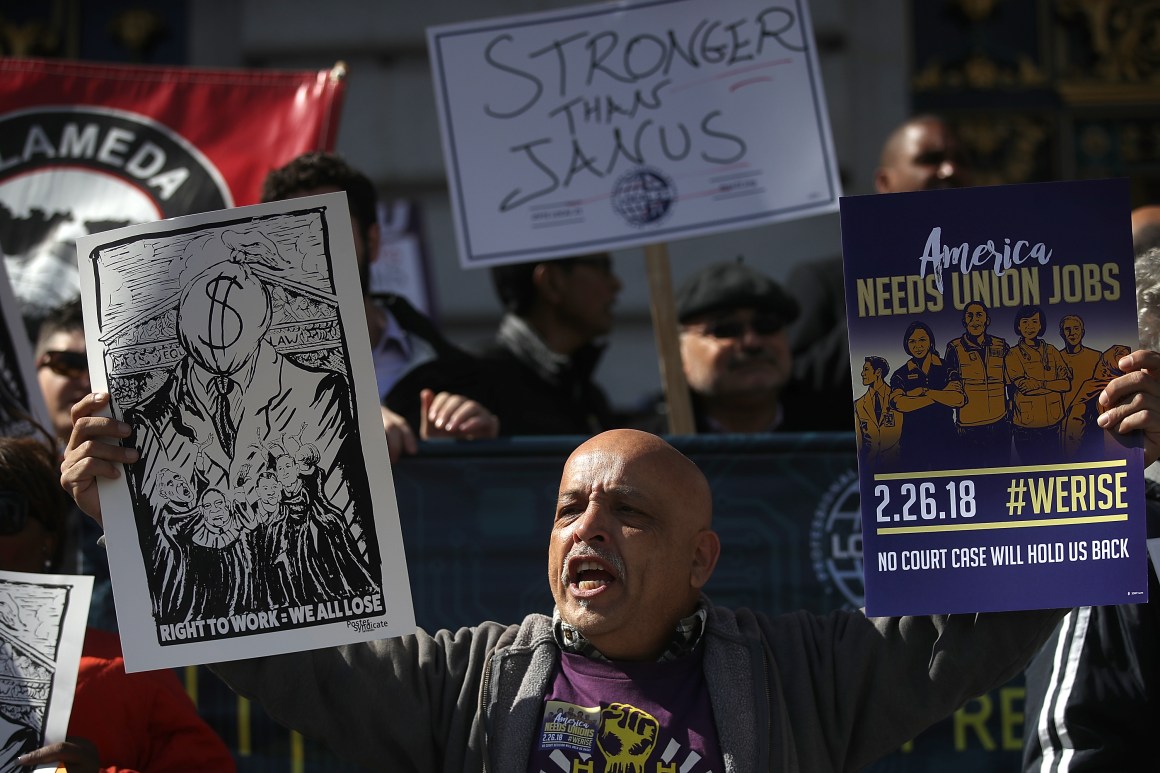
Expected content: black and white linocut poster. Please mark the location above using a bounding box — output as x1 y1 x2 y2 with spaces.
76 193 414 671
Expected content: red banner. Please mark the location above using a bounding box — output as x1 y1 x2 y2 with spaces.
0 57 346 319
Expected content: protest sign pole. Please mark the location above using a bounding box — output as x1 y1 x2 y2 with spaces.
644 243 695 435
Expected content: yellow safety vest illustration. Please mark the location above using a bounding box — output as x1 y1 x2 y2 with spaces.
948 337 1007 426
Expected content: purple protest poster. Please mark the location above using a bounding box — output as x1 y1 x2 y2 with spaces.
841 178 1148 616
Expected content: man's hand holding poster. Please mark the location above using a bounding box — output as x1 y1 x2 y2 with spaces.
75 193 414 671
841 178 1148 616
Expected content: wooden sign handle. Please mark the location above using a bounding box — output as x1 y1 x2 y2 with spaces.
643 243 695 435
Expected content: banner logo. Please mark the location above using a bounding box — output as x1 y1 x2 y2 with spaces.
809 469 864 608
0 106 232 316
611 166 675 227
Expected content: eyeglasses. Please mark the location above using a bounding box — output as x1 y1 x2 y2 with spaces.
0 491 33 536
686 313 784 340
37 350 88 379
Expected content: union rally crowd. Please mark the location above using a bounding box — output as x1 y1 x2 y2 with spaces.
2 36 1159 771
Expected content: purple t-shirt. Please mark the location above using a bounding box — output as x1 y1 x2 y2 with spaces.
526 648 723 773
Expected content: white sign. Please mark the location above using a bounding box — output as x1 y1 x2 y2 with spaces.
428 0 841 268
76 193 415 671
0 570 91 771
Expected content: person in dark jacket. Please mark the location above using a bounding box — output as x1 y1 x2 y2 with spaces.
261 152 499 457
481 253 623 435
1021 479 1159 771
1021 241 1160 771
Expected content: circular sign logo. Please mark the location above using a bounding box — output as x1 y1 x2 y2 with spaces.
610 166 676 227
0 106 232 318
809 469 865 608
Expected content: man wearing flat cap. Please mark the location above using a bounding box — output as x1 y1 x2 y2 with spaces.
639 261 812 433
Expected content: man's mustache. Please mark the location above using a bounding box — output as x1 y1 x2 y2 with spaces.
561 544 626 584
727 352 781 370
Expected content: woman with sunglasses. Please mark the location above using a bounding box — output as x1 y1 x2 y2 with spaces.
0 437 235 772
888 321 965 470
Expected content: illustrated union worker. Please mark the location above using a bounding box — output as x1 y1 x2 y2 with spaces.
889 320 964 470
1005 305 1072 464
854 355 902 468
942 301 1011 459
1062 344 1133 458
62 351 1160 772
1058 314 1101 412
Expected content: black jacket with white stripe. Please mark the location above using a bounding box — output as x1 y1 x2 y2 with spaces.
1022 480 1160 772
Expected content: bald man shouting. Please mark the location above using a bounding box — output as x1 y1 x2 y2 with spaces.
61 352 1160 771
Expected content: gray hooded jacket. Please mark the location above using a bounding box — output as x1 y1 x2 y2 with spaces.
213 598 1062 772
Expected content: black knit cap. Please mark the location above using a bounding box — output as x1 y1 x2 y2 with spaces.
675 260 801 324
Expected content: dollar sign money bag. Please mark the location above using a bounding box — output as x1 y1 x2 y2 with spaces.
177 260 271 377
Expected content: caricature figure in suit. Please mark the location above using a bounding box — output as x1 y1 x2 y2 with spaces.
123 228 381 626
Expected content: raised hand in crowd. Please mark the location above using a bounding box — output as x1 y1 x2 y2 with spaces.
381 389 499 463
418 387 500 441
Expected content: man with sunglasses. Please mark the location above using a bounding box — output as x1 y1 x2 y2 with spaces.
639 261 809 434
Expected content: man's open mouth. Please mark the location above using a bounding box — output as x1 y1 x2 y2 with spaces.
567 556 619 594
